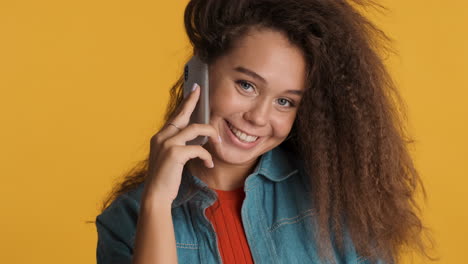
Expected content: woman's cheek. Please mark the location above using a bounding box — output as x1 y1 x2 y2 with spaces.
272 116 295 138
211 87 244 113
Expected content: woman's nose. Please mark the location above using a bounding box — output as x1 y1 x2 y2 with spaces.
243 99 270 127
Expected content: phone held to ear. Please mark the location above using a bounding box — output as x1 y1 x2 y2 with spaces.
183 55 210 145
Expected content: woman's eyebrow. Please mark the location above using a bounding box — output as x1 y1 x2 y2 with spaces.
234 66 303 95
234 66 267 84
285 90 303 96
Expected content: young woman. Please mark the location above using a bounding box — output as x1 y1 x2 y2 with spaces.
96 0 432 263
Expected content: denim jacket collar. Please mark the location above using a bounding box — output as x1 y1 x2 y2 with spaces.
255 146 298 182
171 146 298 208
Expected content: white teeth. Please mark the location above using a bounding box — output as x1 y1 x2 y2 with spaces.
228 123 258 143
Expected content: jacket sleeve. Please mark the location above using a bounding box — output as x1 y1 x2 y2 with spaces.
96 217 133 264
95 193 141 264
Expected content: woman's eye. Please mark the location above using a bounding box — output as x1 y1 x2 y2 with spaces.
236 80 255 92
235 81 295 108
277 98 294 107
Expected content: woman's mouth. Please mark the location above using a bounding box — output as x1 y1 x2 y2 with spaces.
226 121 261 149
226 121 259 143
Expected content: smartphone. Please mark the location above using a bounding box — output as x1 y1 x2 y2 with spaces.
183 55 210 145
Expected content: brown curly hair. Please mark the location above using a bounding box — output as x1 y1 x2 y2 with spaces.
99 0 435 262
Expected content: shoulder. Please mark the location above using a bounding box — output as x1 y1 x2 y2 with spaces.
97 183 145 223
95 183 145 251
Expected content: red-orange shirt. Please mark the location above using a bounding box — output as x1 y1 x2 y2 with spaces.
205 187 254 264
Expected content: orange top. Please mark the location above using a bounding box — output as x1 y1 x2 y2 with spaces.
205 186 254 264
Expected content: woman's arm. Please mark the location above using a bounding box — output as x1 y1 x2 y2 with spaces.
130 83 221 263
132 193 177 264
96 83 220 263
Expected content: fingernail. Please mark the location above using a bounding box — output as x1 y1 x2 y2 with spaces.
191 83 199 92
210 161 214 168
218 135 222 143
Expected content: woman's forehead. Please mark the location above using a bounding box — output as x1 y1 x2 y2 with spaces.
216 29 307 92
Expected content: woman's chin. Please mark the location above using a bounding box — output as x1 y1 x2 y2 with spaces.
206 142 259 166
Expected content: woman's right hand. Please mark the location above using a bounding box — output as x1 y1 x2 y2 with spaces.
142 83 221 204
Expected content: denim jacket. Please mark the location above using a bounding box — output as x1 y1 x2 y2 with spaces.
96 146 376 264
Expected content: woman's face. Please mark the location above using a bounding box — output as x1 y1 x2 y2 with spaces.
206 27 306 166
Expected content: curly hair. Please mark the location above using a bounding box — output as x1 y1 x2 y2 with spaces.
99 0 434 262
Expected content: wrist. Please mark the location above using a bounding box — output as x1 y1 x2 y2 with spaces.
141 189 174 209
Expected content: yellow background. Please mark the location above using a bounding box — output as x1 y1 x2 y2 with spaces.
0 0 466 263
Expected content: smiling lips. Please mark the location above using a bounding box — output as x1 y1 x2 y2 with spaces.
227 122 259 143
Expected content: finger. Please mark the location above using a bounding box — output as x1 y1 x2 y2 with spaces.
174 145 214 168
157 83 201 140
169 123 221 146
171 83 200 128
